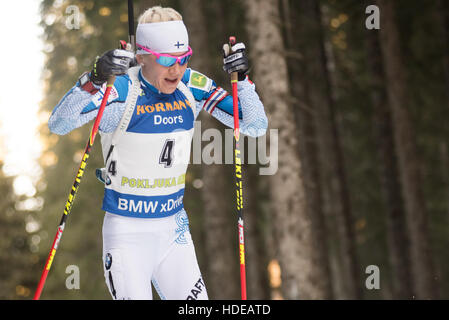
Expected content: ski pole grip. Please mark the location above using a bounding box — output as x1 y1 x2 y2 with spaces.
228 36 239 82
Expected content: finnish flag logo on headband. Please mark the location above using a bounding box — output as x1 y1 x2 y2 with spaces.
136 20 189 54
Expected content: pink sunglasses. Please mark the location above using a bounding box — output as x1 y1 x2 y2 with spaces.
137 44 193 67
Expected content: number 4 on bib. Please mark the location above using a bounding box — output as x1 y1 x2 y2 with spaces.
159 139 175 168
108 161 117 176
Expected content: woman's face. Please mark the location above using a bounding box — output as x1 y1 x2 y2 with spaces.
136 52 188 94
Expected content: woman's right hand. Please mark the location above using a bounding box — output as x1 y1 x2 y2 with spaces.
90 49 135 85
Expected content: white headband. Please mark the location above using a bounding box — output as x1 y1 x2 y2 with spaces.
136 20 189 54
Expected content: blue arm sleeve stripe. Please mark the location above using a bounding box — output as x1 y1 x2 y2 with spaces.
81 74 130 114
214 95 243 119
185 68 266 137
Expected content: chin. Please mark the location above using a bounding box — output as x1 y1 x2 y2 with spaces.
160 87 177 94
159 80 180 94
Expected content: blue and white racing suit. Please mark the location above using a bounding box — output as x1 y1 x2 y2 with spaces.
49 67 268 300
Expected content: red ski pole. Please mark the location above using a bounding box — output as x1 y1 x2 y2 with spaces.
33 76 115 300
228 36 247 300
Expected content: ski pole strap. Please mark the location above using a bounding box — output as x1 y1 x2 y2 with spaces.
108 66 195 147
110 66 141 146
101 66 195 168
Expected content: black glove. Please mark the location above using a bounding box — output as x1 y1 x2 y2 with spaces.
223 42 249 81
90 49 135 85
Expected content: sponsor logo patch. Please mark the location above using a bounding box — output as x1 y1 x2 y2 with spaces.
189 72 211 91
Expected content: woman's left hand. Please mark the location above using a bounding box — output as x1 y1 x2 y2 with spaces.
222 42 249 81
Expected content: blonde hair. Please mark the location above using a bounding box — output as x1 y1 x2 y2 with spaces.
138 6 183 24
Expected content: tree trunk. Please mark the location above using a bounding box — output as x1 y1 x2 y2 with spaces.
282 0 334 299
181 0 239 299
300 1 362 299
244 0 326 299
437 0 449 106
365 23 413 299
376 0 438 299
436 0 449 237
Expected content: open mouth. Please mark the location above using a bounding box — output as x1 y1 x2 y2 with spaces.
165 78 178 84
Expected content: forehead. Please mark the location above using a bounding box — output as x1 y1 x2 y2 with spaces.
140 50 187 57
166 51 187 57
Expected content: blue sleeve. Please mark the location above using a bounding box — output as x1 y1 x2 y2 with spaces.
182 68 242 119
80 75 129 114
184 68 267 137
48 74 130 135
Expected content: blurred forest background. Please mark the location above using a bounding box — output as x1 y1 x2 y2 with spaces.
1 0 449 300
